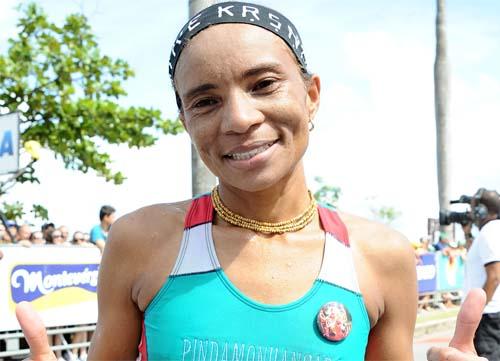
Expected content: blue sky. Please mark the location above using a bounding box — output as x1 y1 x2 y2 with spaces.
0 0 499 241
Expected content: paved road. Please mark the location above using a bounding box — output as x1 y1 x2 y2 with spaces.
413 329 454 360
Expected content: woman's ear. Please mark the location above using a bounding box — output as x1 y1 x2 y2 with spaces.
306 74 321 120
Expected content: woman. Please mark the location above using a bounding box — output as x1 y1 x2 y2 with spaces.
71 231 93 247
46 229 65 245
17 2 486 360
29 231 45 244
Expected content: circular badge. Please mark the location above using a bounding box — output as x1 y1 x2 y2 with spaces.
316 302 352 341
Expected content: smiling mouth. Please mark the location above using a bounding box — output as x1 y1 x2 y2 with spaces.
225 140 277 161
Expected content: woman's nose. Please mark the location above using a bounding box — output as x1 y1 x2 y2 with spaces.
220 91 264 134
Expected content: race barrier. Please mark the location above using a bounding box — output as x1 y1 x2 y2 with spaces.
1 245 100 357
0 245 100 332
416 251 465 293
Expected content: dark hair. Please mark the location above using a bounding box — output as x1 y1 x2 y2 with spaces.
46 229 58 244
41 223 55 232
479 189 500 215
99 205 116 221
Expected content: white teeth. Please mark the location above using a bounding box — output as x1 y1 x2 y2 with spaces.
227 142 273 160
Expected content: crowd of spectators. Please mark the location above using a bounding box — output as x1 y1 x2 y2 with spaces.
0 204 116 253
413 232 467 262
0 221 93 249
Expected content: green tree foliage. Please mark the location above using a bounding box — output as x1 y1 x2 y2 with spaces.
0 202 47 232
313 177 341 208
31 203 49 221
1 201 25 221
370 205 401 225
0 3 183 185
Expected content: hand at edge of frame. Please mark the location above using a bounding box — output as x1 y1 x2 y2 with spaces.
426 288 488 361
16 301 57 361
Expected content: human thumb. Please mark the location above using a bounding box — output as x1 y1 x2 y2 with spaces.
15 302 56 361
448 288 486 354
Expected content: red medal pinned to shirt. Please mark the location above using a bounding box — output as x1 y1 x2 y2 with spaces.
317 302 352 341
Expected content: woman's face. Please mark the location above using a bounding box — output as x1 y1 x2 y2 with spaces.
175 24 320 192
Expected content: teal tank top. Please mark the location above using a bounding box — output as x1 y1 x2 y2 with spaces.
139 195 370 360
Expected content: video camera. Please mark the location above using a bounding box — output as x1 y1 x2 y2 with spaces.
439 189 490 226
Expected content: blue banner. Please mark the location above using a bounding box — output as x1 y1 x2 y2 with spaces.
436 252 465 291
416 253 437 293
10 264 99 303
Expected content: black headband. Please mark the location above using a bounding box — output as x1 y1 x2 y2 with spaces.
169 1 307 80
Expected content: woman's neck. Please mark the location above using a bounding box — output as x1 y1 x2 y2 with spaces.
217 166 310 223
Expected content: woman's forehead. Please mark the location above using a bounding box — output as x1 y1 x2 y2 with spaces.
174 23 297 85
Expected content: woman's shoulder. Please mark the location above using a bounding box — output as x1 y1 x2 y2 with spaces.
107 199 194 251
338 211 414 267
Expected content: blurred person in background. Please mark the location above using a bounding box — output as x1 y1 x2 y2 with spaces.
71 231 85 245
89 205 115 253
1 223 16 243
462 189 500 360
70 230 92 361
59 225 70 243
44 227 67 360
13 224 33 247
41 222 55 241
6 220 18 241
0 224 8 243
434 232 452 257
72 231 93 247
415 236 434 257
30 231 45 245
47 229 65 245
16 224 32 242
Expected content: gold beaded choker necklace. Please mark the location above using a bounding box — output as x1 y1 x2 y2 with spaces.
211 186 317 234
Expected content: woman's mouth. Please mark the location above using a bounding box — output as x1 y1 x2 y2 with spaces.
225 140 277 161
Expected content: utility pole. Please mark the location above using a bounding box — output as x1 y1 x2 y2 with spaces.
189 0 224 16
434 0 451 216
187 0 222 196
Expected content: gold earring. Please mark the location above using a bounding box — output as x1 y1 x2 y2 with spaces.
309 120 315 131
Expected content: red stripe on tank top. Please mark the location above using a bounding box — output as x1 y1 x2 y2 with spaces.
184 194 214 229
318 206 350 247
138 316 148 361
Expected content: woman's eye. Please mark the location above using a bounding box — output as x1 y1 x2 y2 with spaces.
253 79 276 92
193 98 217 108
